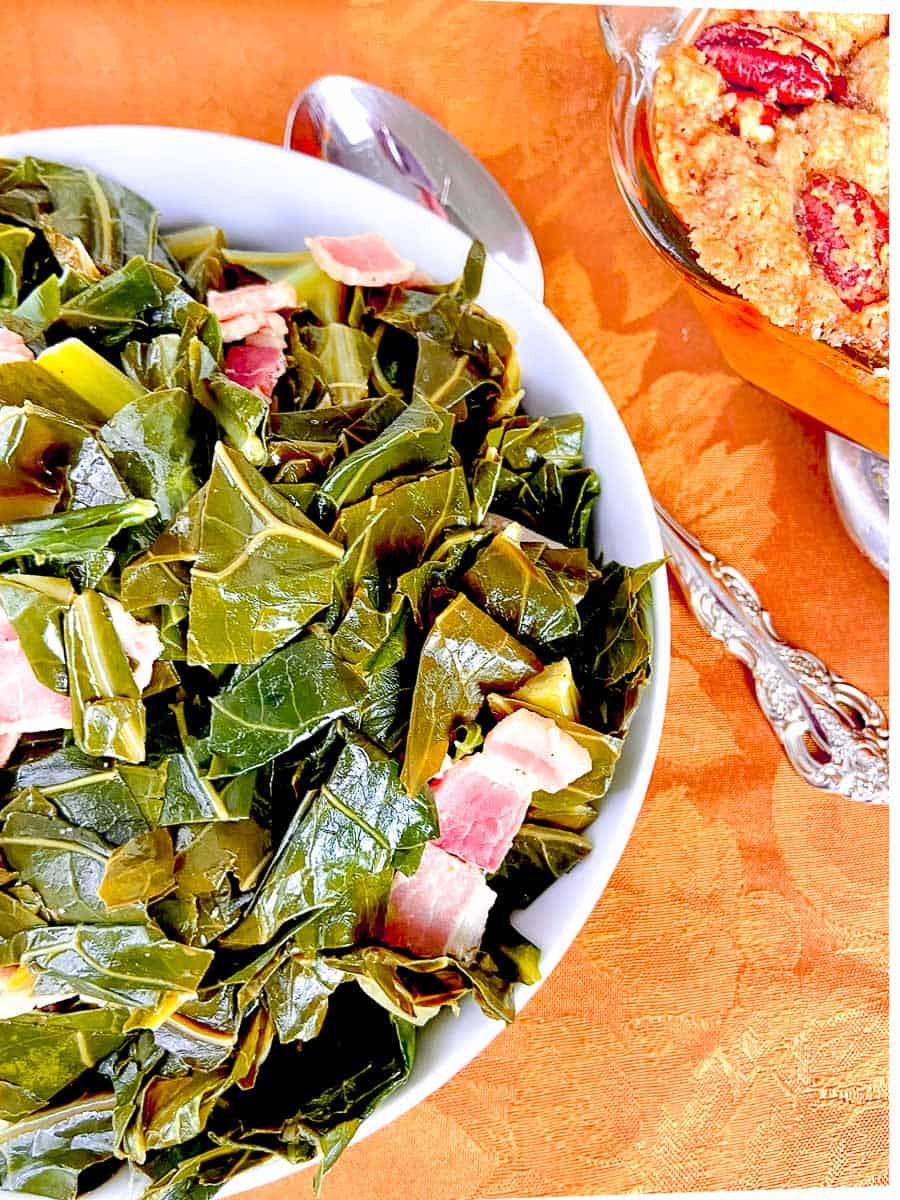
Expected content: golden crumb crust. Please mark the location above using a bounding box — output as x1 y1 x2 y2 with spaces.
652 10 889 360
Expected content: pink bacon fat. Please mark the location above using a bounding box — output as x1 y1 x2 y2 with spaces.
224 343 287 398
206 282 297 322
382 843 497 962
0 599 162 767
305 233 416 287
0 327 35 365
432 708 592 872
0 613 74 766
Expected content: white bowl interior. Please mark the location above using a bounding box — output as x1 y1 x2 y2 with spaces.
0 126 670 1197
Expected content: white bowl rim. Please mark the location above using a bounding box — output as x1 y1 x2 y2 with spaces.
0 124 670 1199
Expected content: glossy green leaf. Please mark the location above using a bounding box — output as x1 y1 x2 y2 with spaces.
222 729 435 949
98 827 175 909
303 323 375 404
0 573 74 691
9 746 165 845
462 525 580 643
99 387 200 522
64 590 147 764
0 155 158 271
488 821 592 909
0 1093 117 1200
208 631 365 775
187 443 342 666
332 465 471 583
0 498 156 567
0 273 62 340
317 394 453 511
120 486 202 616
57 257 169 341
264 955 346 1044
1 924 213 1029
0 223 34 305
162 225 225 301
0 788 138 924
0 1008 128 1120
401 593 540 794
560 559 662 734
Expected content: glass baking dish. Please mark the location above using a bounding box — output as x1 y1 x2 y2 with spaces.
597 5 889 457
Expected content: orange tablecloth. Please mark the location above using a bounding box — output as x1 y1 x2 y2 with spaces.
4 2 889 1194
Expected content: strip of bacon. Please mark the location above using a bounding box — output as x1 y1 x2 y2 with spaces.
432 708 591 872
207 282 297 322
382 843 496 961
0 613 73 765
305 233 416 287
245 312 289 348
224 344 286 399
0 327 35 365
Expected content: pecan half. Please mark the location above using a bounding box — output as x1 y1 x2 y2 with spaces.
798 175 889 310
695 23 847 106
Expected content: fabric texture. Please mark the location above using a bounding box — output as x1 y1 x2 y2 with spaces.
3 1 888 1194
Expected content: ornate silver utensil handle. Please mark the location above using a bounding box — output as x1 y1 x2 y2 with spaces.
656 501 889 804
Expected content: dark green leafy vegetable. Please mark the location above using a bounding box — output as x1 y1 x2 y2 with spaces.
64 590 147 764
208 631 366 775
0 574 74 691
462 525 581 644
0 498 156 567
222 728 435 949
0 1009 128 1120
187 444 342 666
0 159 660 1198
98 828 175 909
0 788 143 924
99 387 200 522
8 746 165 845
316 393 453 511
0 1094 117 1200
401 593 540 795
0 924 213 1028
488 822 592 909
0 155 158 270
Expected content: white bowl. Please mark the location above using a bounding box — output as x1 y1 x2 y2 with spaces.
0 126 670 1197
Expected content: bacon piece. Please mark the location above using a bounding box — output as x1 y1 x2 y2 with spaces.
0 600 161 767
218 312 266 343
432 757 530 874
0 327 35 365
207 282 297 322
382 843 496 961
220 309 289 347
104 596 163 692
432 708 591 872
0 613 73 766
481 707 592 796
224 343 287 398
245 312 289 348
305 233 416 287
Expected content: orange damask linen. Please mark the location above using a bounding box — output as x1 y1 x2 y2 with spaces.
3 1 888 1194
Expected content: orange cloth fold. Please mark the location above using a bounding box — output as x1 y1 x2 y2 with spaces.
3 1 887 1194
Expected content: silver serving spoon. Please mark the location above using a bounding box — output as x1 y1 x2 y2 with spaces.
284 76 889 804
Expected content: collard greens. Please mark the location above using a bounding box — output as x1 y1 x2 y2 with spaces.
0 156 660 1197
